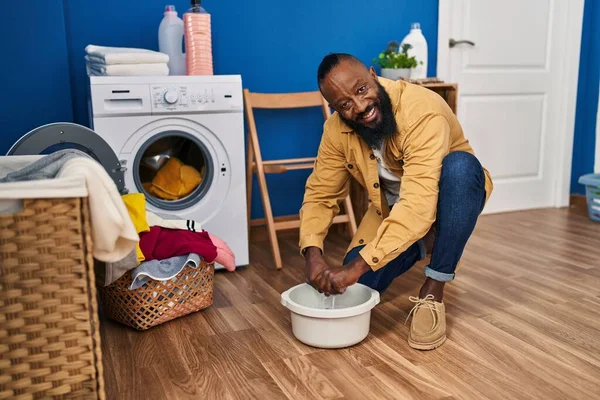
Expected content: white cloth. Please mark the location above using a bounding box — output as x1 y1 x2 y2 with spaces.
86 60 169 76
147 211 202 232
0 155 138 263
372 147 401 205
85 44 169 65
56 158 139 262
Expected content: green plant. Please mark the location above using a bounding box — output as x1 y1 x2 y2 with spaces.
373 41 421 69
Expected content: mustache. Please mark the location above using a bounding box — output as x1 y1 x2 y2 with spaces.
358 103 377 120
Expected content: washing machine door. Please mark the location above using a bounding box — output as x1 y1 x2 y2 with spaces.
121 117 231 219
6 122 126 193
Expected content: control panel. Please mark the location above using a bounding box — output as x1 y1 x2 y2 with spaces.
151 83 242 113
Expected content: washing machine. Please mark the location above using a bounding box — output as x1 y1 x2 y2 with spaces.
10 75 249 269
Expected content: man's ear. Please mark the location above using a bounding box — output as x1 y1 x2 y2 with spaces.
369 66 378 79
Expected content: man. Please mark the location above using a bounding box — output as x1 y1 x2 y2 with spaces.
299 53 493 350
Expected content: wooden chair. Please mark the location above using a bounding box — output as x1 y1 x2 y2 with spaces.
244 89 358 269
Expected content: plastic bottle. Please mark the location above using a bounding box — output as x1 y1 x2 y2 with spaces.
400 23 428 79
158 5 186 75
184 0 213 75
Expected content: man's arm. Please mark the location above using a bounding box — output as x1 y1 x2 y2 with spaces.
299 125 351 255
358 113 451 270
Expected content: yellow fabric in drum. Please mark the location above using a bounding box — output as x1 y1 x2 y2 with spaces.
148 157 203 200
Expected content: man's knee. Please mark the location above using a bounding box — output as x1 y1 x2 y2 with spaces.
441 151 483 185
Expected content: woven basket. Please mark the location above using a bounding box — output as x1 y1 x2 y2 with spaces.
0 198 105 400
97 261 214 331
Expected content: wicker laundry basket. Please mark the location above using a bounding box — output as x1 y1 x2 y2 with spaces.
0 197 105 400
97 261 214 331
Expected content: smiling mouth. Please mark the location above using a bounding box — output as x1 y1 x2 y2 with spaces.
360 106 378 124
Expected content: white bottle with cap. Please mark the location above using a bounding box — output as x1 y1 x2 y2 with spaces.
400 23 428 79
158 5 186 75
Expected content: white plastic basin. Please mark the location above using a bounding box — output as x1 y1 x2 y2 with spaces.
280 283 380 349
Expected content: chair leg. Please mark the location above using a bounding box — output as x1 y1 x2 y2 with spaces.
343 194 358 237
257 177 282 269
246 135 254 234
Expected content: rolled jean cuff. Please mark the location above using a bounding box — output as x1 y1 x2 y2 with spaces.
417 239 426 261
425 266 455 282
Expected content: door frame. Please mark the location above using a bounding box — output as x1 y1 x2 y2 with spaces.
437 0 585 209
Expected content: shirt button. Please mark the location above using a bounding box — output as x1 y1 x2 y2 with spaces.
373 183 380 189
372 257 379 263
359 239 364 244
370 154 376 160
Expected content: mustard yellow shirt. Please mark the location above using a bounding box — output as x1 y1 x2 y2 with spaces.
299 77 493 271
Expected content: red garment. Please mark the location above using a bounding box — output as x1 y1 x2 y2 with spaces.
139 226 217 262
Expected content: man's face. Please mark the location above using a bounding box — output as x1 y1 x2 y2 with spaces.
320 60 396 147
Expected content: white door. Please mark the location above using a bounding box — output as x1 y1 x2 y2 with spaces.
437 0 584 213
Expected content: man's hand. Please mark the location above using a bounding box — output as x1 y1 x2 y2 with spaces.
304 247 331 292
320 255 371 294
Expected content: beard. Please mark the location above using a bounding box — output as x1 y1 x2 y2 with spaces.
339 81 397 148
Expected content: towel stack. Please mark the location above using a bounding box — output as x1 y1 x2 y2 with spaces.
85 45 170 76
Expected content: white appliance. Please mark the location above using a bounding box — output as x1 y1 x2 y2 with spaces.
87 75 248 269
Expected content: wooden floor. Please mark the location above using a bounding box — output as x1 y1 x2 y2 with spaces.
100 208 600 399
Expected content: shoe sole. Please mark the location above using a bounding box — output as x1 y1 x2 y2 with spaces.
408 334 447 351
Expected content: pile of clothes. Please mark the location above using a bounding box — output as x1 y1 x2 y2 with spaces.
114 192 235 289
85 44 170 76
94 191 236 288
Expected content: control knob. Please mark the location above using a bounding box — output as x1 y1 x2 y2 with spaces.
164 90 179 104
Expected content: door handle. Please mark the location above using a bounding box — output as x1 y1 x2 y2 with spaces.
449 38 475 48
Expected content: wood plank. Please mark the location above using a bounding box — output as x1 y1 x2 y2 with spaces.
283 356 344 399
262 359 317 400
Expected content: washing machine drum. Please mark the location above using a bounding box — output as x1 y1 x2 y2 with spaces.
6 122 127 193
132 131 214 211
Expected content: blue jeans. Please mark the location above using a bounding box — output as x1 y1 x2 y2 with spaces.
343 151 486 293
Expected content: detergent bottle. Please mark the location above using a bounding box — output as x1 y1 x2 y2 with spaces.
400 23 428 79
158 5 186 75
184 0 213 75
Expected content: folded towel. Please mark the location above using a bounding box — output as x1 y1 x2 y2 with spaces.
0 149 138 263
129 253 201 290
86 60 169 77
85 44 169 65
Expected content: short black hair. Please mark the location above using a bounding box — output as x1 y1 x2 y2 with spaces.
317 53 363 86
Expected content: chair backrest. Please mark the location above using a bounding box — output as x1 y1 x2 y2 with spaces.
243 89 332 162
243 90 331 114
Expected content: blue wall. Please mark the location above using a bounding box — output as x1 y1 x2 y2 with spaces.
571 0 600 195
0 0 73 152
2 0 438 219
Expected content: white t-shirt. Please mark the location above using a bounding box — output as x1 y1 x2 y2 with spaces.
372 146 401 206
